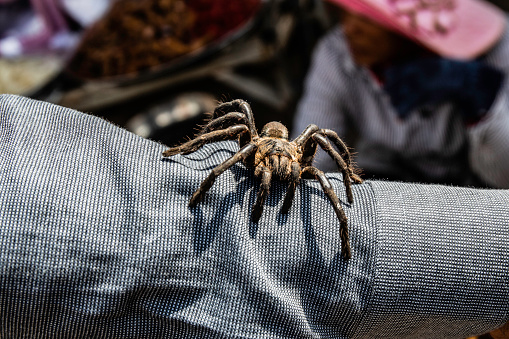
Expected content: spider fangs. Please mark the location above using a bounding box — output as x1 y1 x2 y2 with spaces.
163 99 363 259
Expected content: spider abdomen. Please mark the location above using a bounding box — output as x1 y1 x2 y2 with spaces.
269 155 293 180
256 138 297 159
254 138 299 180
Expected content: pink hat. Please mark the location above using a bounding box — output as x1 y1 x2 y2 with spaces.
327 0 507 60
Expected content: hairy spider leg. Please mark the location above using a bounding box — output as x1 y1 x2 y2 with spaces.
293 124 319 145
251 165 272 222
312 133 354 204
295 125 361 186
321 129 363 184
213 99 258 138
302 166 351 260
281 162 301 214
293 124 320 167
162 125 250 157
189 143 258 207
201 112 249 134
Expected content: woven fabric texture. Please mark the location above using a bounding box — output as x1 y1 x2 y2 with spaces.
0 94 508 338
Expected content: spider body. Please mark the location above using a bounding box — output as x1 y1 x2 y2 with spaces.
163 99 362 259
254 123 299 180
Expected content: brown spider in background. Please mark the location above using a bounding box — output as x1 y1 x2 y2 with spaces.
162 99 363 259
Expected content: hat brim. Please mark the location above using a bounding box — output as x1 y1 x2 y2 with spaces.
327 0 506 60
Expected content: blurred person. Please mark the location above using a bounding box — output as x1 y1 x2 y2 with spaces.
292 0 509 187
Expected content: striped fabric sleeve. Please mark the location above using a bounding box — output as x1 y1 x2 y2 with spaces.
467 20 509 188
1 95 509 338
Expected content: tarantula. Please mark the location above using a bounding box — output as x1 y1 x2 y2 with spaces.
163 99 362 259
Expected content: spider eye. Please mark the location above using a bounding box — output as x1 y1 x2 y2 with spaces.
261 122 288 139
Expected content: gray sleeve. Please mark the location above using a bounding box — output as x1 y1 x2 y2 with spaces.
468 21 509 187
1 94 508 338
357 181 509 338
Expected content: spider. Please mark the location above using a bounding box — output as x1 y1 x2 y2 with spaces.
163 99 362 259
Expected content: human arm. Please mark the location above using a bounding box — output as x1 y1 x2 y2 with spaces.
1 94 509 338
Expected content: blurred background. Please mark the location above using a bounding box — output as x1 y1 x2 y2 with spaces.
0 0 508 145
0 0 337 146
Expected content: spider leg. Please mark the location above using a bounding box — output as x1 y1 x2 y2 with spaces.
293 124 319 146
302 166 351 260
162 125 250 157
251 165 272 223
189 143 257 207
321 129 363 184
281 162 301 214
200 112 249 134
312 133 355 204
214 99 258 138
293 124 319 167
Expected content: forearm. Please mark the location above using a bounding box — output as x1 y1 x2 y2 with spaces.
2 95 509 338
